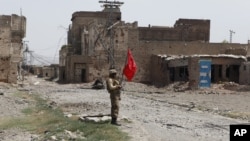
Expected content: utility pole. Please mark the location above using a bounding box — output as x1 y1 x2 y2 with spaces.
229 30 235 43
98 0 124 69
20 41 29 81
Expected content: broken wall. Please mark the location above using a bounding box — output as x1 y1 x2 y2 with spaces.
42 65 59 80
64 9 250 85
79 22 137 82
131 39 248 83
152 55 246 88
0 57 10 82
139 19 210 42
84 24 249 84
69 11 121 55
239 62 250 85
0 14 26 83
65 55 93 83
150 55 170 86
43 67 54 79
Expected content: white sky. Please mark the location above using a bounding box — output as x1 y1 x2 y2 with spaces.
1 0 250 64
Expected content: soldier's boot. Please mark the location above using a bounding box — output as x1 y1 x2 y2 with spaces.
111 118 121 126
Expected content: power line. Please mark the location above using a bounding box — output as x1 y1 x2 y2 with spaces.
32 53 55 65
54 26 68 63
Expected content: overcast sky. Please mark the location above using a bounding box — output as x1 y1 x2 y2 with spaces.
1 0 250 64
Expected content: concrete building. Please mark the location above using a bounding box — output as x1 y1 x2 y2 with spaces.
0 14 26 83
59 1 250 88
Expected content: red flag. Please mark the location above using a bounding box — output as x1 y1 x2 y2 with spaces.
123 49 137 81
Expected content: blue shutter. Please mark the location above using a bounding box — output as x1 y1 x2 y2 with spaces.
199 60 211 88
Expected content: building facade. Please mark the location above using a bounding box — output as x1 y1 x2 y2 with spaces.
0 14 26 83
59 4 250 88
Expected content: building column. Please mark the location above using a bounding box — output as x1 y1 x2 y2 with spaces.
222 65 228 81
188 58 200 89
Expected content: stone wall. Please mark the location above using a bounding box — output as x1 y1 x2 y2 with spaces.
0 14 26 83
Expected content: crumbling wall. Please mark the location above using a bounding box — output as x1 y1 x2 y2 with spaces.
139 19 210 42
82 22 137 82
43 67 54 79
0 56 10 82
150 55 170 86
69 11 121 55
130 40 249 83
239 62 250 85
151 54 247 88
65 9 250 85
0 26 11 55
174 19 210 42
225 47 247 56
88 24 249 84
42 65 59 80
65 55 93 83
33 66 43 76
0 14 26 83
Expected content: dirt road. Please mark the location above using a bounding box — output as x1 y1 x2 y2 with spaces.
1 76 250 141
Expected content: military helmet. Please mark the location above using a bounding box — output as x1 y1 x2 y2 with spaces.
109 69 117 74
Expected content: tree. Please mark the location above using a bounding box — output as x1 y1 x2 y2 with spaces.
222 40 229 43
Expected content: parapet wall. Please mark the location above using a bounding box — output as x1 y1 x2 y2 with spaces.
139 18 210 42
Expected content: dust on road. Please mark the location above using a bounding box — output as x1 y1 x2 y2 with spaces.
0 76 249 141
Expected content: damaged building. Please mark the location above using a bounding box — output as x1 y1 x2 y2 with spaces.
42 64 59 80
0 14 26 83
59 1 250 88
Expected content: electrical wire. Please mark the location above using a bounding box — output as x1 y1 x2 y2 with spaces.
30 53 55 65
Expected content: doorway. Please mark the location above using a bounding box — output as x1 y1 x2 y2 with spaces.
81 69 86 82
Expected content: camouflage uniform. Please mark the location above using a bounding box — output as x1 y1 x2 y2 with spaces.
106 69 121 125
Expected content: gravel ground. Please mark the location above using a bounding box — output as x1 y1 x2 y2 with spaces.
0 76 250 141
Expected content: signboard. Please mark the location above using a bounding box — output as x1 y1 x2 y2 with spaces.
199 60 211 88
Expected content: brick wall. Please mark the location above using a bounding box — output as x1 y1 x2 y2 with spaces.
139 19 210 42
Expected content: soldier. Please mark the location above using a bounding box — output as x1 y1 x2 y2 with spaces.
106 69 122 126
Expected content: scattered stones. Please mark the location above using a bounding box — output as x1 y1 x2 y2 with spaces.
64 130 77 139
1 75 250 141
101 116 111 121
79 114 111 122
198 91 219 95
50 135 57 140
65 114 72 118
165 123 185 129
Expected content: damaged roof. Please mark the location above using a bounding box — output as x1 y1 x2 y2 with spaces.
157 54 247 61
